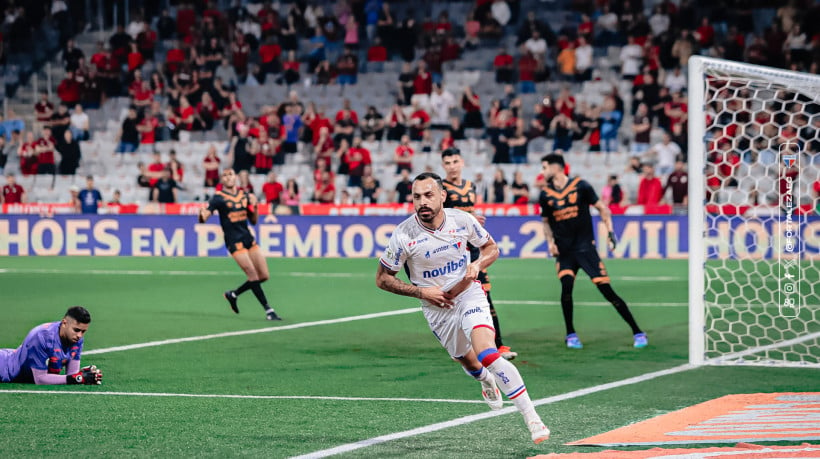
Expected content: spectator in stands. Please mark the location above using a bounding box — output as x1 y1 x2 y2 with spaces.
314 170 336 204
429 84 455 130
78 176 104 214
637 163 664 205
116 107 140 154
34 93 54 131
262 171 284 211
393 168 414 203
57 130 81 176
360 168 382 204
1 174 26 204
622 156 643 203
19 132 37 176
215 58 239 92
361 106 385 141
57 72 82 108
664 160 689 206
646 131 682 176
35 127 57 176
336 47 359 87
555 42 575 82
508 122 529 164
601 175 624 207
510 171 530 204
151 168 180 204
493 47 515 84
491 168 508 203
577 102 601 153
202 145 221 188
671 30 695 70
69 105 90 142
595 3 620 47
282 178 301 211
550 112 580 152
345 137 372 188
333 109 356 147
408 101 431 141
620 36 644 80
366 37 387 73
649 5 670 38
251 129 276 175
518 50 539 92
574 36 593 82
664 66 687 95
50 104 72 142
387 102 407 141
599 96 623 154
631 103 651 155
167 151 184 184
461 86 484 130
394 135 414 174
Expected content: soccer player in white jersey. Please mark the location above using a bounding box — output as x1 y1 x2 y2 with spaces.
376 172 550 444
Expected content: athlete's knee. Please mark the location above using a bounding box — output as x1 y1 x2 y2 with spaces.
257 274 269 282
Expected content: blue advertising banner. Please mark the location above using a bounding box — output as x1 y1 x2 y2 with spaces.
0 215 818 259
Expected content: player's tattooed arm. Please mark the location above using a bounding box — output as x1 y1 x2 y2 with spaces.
376 263 421 298
376 264 453 307
593 200 618 250
542 217 559 257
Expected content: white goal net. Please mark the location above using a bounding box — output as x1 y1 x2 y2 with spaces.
688 56 820 367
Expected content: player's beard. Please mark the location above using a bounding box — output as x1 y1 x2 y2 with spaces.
416 204 438 223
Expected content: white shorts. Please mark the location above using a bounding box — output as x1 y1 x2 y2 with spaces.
422 281 494 359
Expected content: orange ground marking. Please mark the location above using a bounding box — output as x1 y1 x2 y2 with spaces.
566 393 820 446
531 442 820 458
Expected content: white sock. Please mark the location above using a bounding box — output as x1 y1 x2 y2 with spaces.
486 357 540 423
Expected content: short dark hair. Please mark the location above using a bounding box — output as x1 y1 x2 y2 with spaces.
541 153 565 167
65 306 91 324
441 147 461 159
413 172 444 190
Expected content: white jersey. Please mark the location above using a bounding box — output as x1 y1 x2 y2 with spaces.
380 208 490 292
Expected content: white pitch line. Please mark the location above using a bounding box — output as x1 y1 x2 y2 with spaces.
494 300 687 307
292 363 695 459
0 390 491 405
0 268 684 282
0 268 362 278
84 308 420 355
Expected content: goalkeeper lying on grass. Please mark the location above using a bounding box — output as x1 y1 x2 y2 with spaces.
0 306 103 385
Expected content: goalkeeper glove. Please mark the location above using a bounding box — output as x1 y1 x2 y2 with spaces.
67 365 103 385
608 231 618 251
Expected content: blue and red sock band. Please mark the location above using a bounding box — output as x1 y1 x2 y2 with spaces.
477 347 501 367
507 384 527 399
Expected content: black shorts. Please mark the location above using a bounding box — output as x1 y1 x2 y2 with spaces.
555 249 610 284
226 235 257 254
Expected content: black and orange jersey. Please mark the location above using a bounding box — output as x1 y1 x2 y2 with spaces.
207 189 254 246
539 176 599 253
443 178 477 213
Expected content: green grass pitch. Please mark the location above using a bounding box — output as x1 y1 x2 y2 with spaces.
0 256 816 458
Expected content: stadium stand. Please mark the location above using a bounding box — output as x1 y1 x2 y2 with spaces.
0 0 818 215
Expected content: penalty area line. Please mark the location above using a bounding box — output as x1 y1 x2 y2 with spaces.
292 363 695 459
495 300 687 307
84 308 420 355
0 390 492 405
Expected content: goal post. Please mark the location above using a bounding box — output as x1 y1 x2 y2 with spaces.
687 56 820 367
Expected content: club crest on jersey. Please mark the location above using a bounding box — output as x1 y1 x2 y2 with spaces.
568 192 577 204
452 241 462 250
782 154 797 168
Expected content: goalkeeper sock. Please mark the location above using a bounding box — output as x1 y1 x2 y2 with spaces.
486 291 504 347
479 348 539 422
560 276 576 335
597 283 642 334
250 281 272 311
234 280 254 296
